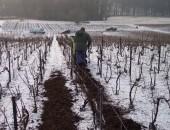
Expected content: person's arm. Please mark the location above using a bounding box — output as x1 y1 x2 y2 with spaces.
87 33 92 49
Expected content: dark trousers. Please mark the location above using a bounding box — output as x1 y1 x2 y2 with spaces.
75 50 87 65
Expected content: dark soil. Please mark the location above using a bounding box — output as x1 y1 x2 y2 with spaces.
75 66 141 130
39 71 79 130
38 67 141 130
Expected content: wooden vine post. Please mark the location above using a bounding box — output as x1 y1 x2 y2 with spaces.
99 87 103 130
129 45 132 81
12 96 18 130
39 50 43 81
158 44 161 73
8 51 11 82
70 39 74 79
100 35 104 78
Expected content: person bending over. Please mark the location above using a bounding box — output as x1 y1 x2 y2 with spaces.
74 27 91 66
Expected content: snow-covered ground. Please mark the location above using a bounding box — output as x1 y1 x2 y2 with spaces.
44 36 94 130
1 17 170 37
0 20 4 25
88 44 170 130
0 17 170 130
0 38 46 129
107 16 170 25
0 34 94 129
0 20 5 32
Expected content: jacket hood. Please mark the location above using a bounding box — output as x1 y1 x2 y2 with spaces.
76 30 84 36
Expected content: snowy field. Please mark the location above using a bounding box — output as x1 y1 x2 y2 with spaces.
1 16 170 36
107 16 170 25
0 17 170 130
0 36 52 129
88 43 170 130
0 34 94 129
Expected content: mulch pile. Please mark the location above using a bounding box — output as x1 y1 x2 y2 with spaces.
39 67 142 130
76 67 141 130
39 71 79 130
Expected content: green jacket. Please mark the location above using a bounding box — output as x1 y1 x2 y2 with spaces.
74 30 91 51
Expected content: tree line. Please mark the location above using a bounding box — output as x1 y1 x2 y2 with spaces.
0 0 169 21
110 0 170 17
0 0 109 21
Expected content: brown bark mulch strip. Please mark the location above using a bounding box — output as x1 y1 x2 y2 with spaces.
76 67 141 130
39 71 80 130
